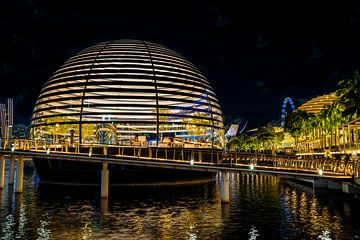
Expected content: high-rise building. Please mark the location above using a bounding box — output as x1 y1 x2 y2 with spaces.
0 98 13 140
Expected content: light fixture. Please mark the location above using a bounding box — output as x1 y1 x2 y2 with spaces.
46 148 50 154
190 159 194 165
250 164 254 170
318 169 323 175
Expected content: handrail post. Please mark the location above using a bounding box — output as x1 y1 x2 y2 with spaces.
89 146 93 157
149 147 152 158
103 146 108 157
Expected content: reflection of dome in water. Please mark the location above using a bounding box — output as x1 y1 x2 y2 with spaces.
31 40 224 148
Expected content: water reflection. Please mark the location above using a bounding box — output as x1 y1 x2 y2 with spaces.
281 185 344 239
248 225 260 240
0 167 359 239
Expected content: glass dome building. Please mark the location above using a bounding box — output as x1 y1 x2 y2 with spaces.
31 40 224 149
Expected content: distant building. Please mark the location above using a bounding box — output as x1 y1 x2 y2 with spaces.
0 98 13 139
297 92 337 114
225 118 248 140
12 124 30 139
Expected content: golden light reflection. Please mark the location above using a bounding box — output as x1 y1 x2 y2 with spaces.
283 186 343 239
80 222 92 240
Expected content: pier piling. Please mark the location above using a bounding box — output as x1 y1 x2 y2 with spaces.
15 156 24 193
0 155 5 188
8 155 15 185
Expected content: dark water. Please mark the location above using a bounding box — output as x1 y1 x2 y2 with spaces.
0 163 360 239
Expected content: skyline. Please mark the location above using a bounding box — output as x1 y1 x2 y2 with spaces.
2 1 360 127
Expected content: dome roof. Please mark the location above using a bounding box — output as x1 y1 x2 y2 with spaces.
31 40 224 148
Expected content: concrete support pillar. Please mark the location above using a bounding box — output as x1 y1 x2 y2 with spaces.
8 156 15 185
0 155 5 188
15 156 24 193
219 172 230 203
101 162 109 198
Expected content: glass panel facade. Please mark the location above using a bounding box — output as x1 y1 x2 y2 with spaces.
31 40 224 149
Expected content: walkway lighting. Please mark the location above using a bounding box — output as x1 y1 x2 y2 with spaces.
250 164 254 170
46 148 50 154
318 169 323 175
11 147 14 152
190 159 194 165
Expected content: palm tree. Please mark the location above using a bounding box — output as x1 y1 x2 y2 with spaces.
227 134 256 151
336 70 360 119
227 136 241 151
256 124 276 150
319 102 347 148
285 110 312 149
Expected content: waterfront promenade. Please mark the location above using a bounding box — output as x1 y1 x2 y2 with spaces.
0 139 357 203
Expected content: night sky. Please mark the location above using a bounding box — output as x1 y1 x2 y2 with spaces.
2 1 360 128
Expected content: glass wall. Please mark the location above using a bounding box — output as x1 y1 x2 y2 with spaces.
31 40 224 149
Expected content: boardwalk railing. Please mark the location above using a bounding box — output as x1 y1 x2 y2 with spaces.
4 139 223 164
222 151 360 177
1 138 359 177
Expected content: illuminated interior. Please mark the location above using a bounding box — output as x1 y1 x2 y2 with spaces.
30 40 225 148
297 92 337 114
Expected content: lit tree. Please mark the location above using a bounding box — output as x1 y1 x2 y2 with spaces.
285 110 313 148
227 133 259 151
256 124 276 150
336 70 360 119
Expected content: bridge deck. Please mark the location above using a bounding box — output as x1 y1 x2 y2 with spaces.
0 139 357 180
0 148 353 181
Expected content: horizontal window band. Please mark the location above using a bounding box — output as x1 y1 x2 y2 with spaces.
37 88 219 104
62 53 198 74
61 57 200 77
40 80 214 98
31 111 223 122
31 112 223 125
53 62 205 81
44 74 212 94
46 69 210 89
34 95 222 111
32 103 222 116
30 120 223 129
